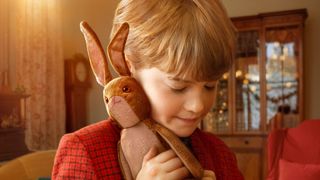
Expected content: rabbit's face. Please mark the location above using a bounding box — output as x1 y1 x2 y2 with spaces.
103 76 151 123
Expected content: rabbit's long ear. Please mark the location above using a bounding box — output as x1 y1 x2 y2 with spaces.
107 23 131 76
80 21 112 86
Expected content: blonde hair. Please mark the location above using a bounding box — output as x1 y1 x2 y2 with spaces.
111 0 237 81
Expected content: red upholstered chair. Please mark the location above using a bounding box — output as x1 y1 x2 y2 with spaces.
267 119 320 180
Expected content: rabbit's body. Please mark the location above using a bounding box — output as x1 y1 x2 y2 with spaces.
105 76 167 179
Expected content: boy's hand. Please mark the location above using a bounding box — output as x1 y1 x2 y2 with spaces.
136 147 190 180
201 170 216 180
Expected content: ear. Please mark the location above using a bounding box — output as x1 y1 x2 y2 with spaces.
80 21 112 86
107 23 131 76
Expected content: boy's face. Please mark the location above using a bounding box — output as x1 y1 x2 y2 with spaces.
133 68 217 137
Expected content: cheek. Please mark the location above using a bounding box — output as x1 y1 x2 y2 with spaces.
146 86 178 120
203 91 217 112
143 85 182 125
132 68 179 122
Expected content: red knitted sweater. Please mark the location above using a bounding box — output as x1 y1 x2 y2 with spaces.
52 118 243 180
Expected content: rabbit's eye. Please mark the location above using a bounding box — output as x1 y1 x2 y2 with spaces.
122 86 130 93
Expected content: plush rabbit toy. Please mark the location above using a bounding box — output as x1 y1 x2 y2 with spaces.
80 21 204 179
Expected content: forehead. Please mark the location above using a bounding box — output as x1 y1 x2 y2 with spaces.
167 75 218 84
151 52 225 82
163 64 221 82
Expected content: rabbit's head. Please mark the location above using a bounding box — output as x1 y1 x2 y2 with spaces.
80 22 150 128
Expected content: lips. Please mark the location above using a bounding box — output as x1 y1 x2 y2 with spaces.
176 116 199 124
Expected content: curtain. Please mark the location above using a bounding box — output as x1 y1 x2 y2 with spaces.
0 0 10 81
10 0 65 150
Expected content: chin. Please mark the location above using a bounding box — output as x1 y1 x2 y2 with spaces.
174 128 196 137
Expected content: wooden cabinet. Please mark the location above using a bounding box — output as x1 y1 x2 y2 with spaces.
202 9 307 180
0 93 30 161
219 134 267 180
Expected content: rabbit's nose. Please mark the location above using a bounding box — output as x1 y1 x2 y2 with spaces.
112 96 122 104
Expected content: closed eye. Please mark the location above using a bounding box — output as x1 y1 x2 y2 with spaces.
171 87 187 93
205 85 216 91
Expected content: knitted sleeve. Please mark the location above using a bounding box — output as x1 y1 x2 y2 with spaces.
51 133 97 180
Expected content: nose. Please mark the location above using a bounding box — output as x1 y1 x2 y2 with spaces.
183 93 205 114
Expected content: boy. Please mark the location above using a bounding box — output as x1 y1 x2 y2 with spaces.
52 0 243 179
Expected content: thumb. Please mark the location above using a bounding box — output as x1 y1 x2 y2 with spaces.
142 146 158 165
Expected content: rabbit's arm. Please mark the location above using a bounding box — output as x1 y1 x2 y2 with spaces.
154 123 204 179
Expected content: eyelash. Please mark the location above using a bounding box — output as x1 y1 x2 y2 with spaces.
171 87 187 93
205 85 216 91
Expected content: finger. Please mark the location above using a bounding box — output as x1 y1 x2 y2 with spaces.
143 146 158 164
203 170 216 180
202 178 215 180
153 149 176 163
167 166 190 179
162 157 183 172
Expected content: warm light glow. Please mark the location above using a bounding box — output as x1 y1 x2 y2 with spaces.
243 79 249 85
285 82 292 88
222 102 227 108
236 70 243 78
271 53 278 60
222 73 229 79
250 85 257 92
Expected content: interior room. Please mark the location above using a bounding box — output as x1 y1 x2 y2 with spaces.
0 0 319 179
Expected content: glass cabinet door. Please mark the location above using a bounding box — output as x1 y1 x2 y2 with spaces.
265 26 301 127
203 30 261 134
202 9 306 135
234 30 261 133
203 74 230 133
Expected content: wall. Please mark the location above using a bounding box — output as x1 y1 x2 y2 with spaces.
61 0 118 123
61 0 320 124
